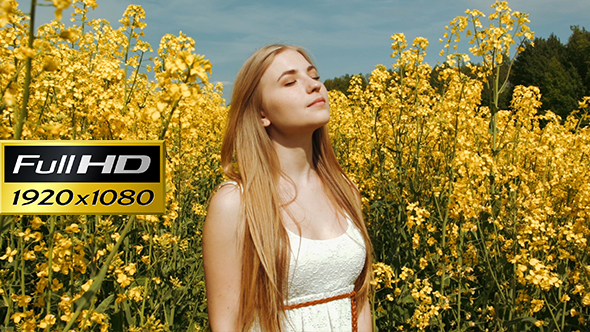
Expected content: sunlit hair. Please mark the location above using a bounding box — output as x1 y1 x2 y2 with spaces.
221 44 373 332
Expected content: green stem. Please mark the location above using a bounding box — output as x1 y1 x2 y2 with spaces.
158 97 182 140
0 215 6 247
457 219 463 331
122 29 133 114
0 63 25 100
45 216 56 324
17 221 25 301
139 224 154 326
77 300 96 332
159 64 194 140
434 195 448 332
126 51 144 107
2 290 13 327
14 0 37 140
61 215 137 332
560 263 569 331
476 223 508 305
541 292 561 332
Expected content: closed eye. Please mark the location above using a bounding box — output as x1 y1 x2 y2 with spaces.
285 81 296 86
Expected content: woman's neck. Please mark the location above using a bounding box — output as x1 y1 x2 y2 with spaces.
270 133 315 185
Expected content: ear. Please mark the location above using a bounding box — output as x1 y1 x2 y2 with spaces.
260 111 271 127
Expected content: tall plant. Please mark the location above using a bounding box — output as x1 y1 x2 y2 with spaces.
0 1 226 331
329 1 590 331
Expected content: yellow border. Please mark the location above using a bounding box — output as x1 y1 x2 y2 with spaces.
0 140 165 215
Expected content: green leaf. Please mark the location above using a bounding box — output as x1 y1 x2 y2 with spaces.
401 294 415 304
503 317 543 332
95 294 115 313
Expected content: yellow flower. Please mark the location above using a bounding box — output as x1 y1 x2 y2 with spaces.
399 267 414 281
530 299 544 314
116 293 127 303
412 233 420 249
170 276 183 288
11 310 33 324
15 47 35 59
419 257 428 270
116 271 133 288
60 312 73 322
59 28 79 42
18 228 35 241
38 314 56 329
30 216 45 230
23 250 36 260
124 263 137 275
65 223 80 233
11 294 32 307
52 0 71 20
372 262 394 289
81 279 93 292
51 278 63 291
42 57 59 72
128 286 144 302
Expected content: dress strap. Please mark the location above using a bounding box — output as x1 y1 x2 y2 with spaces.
215 180 242 193
284 291 358 332
217 180 237 188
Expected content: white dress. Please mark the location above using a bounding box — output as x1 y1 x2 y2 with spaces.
218 181 366 331
282 218 366 332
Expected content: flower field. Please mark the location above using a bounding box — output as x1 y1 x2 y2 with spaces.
0 0 589 331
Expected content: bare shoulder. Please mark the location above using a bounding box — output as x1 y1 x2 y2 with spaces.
205 182 242 233
208 182 241 214
203 182 243 330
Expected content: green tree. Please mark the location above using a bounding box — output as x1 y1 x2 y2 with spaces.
430 62 512 110
510 33 585 119
324 73 367 95
566 26 590 96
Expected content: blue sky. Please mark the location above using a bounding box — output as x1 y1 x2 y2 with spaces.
35 0 590 100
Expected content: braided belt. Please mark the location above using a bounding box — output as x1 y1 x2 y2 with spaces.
284 290 358 332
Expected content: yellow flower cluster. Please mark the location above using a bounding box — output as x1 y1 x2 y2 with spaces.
1 0 225 330
334 1 590 330
406 278 450 329
372 262 395 289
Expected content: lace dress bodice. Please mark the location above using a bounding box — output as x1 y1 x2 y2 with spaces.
283 218 366 331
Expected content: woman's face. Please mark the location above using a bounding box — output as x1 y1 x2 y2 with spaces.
258 49 330 139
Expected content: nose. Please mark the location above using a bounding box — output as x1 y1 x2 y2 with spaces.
306 77 321 93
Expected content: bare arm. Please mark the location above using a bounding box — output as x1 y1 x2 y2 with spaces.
358 298 373 332
202 184 242 332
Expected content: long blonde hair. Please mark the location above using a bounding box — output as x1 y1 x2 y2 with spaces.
221 44 373 332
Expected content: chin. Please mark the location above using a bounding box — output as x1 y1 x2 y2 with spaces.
306 120 329 134
314 115 330 129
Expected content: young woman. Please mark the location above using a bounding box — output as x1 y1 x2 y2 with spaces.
203 45 373 332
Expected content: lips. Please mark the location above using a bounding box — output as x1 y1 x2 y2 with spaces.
308 96 326 107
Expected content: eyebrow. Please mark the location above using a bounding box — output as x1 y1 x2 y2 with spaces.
277 65 317 82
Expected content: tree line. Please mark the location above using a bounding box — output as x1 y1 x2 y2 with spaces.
325 26 590 120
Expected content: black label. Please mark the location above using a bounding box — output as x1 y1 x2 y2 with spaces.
4 145 161 183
